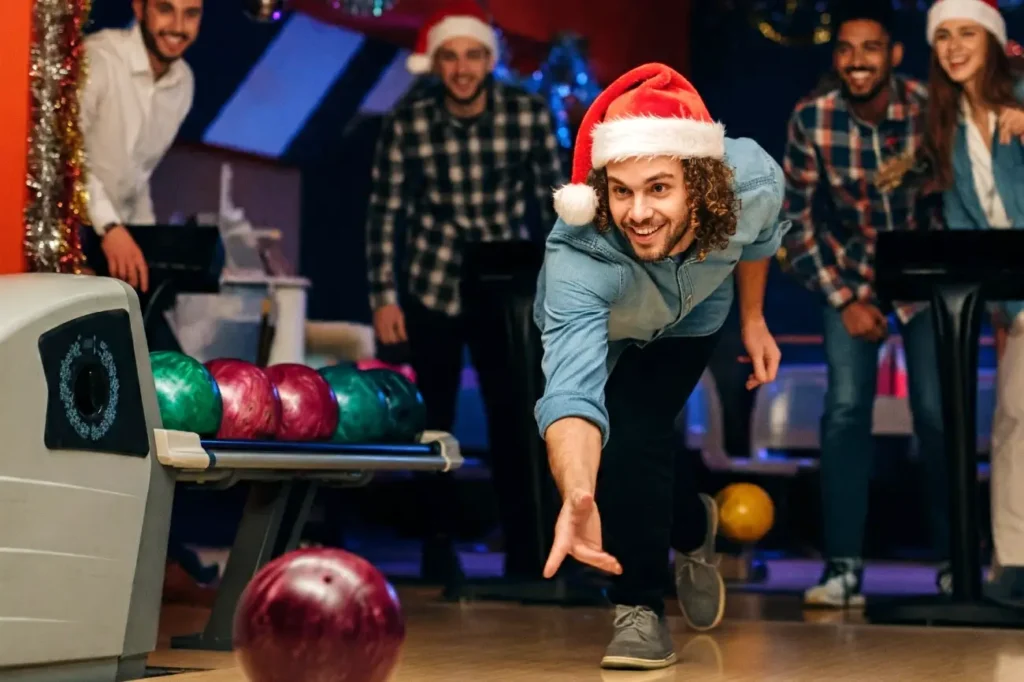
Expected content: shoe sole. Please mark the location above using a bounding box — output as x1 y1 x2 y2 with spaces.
677 494 726 632
600 652 678 670
802 593 866 609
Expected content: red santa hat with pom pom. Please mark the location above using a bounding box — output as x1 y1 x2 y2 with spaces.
553 63 726 226
927 0 1006 47
406 0 499 75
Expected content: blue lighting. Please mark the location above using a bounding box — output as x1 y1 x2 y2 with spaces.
204 14 364 157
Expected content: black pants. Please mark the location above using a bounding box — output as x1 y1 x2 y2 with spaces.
383 297 519 551
599 332 720 614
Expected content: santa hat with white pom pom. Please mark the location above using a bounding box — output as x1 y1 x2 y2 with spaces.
553 62 726 226
406 0 499 75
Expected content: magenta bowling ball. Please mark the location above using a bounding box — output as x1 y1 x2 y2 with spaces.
265 364 339 440
204 358 280 440
233 548 405 682
355 358 417 384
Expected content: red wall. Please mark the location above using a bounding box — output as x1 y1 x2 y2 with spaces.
292 0 692 84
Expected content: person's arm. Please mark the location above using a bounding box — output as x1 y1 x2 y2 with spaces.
736 144 788 324
736 259 770 324
534 243 622 495
529 102 566 235
780 108 855 309
365 113 407 311
80 47 122 235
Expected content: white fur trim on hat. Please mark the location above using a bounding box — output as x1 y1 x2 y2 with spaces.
591 117 727 168
553 184 599 226
406 53 432 74
927 0 1006 46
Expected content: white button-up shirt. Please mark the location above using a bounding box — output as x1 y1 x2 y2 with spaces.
961 94 1013 230
81 22 194 235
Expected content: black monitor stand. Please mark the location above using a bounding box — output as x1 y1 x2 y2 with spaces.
868 230 1024 627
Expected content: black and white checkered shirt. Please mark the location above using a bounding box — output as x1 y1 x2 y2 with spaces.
365 81 565 317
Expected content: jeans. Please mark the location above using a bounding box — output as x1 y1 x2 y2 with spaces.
599 333 720 615
990 313 1024 568
820 305 948 560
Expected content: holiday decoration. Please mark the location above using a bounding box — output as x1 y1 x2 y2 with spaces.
405 0 497 74
24 0 90 274
748 0 835 47
490 25 522 88
243 0 287 22
524 33 601 149
337 0 396 17
928 0 1007 47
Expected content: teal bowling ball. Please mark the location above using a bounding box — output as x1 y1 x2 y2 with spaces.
362 368 426 442
318 363 390 443
150 351 223 436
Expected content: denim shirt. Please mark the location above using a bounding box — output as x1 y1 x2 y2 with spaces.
533 137 790 445
943 80 1024 321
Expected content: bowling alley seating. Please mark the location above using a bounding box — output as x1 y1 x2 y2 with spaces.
685 336 999 474
0 273 463 680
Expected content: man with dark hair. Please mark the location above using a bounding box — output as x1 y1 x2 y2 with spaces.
781 1 949 607
365 0 565 585
536 63 786 670
82 0 202 292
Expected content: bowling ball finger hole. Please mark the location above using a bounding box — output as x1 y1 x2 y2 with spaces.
73 362 109 419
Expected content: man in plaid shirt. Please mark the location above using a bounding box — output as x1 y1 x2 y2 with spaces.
365 2 565 585
780 2 949 608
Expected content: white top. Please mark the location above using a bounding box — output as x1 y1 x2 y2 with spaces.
81 23 194 235
961 95 1012 229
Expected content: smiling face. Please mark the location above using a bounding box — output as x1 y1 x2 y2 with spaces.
605 157 692 262
933 19 990 86
133 0 202 65
833 18 902 103
434 36 493 105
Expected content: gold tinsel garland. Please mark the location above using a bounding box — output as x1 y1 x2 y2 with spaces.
24 0 90 274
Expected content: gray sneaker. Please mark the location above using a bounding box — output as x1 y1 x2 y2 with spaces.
674 493 726 631
600 605 677 670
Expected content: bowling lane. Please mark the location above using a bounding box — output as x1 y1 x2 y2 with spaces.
160 589 1024 681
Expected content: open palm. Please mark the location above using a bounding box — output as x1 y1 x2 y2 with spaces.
543 489 623 578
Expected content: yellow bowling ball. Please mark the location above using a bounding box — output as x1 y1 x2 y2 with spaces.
715 483 775 544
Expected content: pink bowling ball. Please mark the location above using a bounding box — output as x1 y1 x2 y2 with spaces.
355 358 417 384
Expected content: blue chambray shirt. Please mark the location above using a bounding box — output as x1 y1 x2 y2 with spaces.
533 137 790 445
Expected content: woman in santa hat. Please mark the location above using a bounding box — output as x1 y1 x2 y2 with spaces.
924 0 1024 602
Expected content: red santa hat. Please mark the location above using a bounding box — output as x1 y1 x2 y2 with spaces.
553 63 726 226
927 0 1007 47
406 0 499 74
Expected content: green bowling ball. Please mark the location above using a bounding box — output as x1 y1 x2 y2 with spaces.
362 368 426 442
149 351 223 436
318 363 390 443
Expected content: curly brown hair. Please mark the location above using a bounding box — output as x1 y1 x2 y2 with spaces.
587 158 739 261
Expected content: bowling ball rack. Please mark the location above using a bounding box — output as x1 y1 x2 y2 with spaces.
163 430 460 652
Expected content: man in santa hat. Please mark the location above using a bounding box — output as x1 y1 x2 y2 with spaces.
365 0 565 586
535 62 787 670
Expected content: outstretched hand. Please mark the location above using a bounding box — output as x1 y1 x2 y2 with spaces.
543 489 622 579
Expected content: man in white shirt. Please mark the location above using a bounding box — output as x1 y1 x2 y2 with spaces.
82 0 201 292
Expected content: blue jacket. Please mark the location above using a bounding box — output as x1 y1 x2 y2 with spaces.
943 80 1024 320
533 137 790 445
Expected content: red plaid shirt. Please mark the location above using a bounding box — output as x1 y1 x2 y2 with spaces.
780 75 940 322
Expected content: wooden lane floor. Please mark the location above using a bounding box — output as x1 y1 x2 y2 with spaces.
153 589 1024 681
